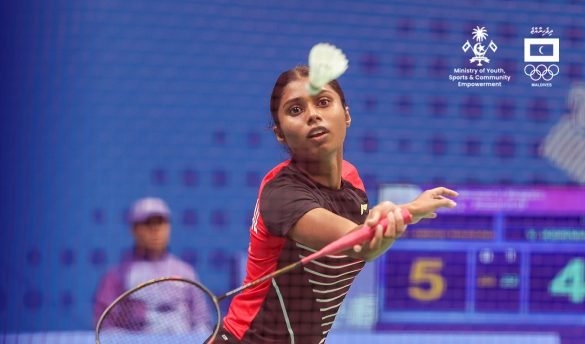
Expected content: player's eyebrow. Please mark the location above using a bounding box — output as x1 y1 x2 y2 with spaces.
282 97 304 109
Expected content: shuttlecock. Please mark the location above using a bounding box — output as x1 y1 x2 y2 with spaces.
307 43 348 95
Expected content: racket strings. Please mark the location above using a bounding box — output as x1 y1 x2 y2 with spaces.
97 280 217 344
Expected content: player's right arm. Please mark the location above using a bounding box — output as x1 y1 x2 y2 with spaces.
289 204 403 261
288 187 458 261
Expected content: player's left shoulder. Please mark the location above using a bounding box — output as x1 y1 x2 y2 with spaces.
341 160 365 192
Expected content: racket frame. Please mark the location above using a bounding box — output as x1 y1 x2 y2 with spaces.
95 276 222 344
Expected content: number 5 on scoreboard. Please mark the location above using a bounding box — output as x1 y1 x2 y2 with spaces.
408 258 446 301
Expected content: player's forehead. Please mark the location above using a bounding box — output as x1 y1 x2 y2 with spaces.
279 80 339 106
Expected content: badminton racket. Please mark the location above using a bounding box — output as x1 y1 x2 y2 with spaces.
95 208 412 344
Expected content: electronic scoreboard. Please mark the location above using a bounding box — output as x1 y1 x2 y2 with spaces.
377 185 585 331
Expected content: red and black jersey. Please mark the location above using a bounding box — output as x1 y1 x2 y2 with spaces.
222 160 369 344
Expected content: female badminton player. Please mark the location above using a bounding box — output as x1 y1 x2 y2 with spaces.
216 66 458 343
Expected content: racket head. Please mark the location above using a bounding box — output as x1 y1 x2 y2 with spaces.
95 276 221 344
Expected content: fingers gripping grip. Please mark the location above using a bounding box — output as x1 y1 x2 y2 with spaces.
300 208 412 264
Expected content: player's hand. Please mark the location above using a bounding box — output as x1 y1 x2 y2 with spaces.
406 187 458 224
353 201 407 252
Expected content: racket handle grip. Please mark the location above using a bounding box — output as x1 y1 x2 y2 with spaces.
300 207 412 264
378 207 413 227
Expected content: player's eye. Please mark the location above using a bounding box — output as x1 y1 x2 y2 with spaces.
317 98 331 107
288 105 303 115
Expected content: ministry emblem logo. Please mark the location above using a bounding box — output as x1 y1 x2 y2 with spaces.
450 25 510 88
462 26 498 66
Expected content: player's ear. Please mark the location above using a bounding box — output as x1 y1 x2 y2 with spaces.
273 125 286 144
345 106 351 128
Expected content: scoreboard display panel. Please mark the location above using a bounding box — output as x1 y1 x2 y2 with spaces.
377 185 585 330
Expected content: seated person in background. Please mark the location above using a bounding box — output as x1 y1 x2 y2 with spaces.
93 197 211 333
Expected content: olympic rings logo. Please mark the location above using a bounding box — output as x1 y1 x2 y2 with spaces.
524 64 559 81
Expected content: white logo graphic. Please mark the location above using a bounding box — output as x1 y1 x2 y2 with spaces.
524 38 559 62
449 25 509 88
462 26 498 66
251 199 260 233
530 26 554 37
360 203 368 215
524 64 559 81
524 29 560 86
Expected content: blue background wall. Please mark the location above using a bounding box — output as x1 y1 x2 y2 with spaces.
0 0 583 334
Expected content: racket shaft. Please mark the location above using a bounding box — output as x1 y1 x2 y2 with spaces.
219 262 300 301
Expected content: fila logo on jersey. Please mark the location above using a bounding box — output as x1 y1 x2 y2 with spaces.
360 203 368 215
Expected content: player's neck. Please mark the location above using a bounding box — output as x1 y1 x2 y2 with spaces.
293 152 343 189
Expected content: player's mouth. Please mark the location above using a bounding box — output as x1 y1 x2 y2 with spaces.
307 126 330 139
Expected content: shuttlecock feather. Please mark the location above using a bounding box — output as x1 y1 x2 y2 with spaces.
307 43 348 95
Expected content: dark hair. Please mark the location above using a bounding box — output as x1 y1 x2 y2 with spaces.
269 65 347 127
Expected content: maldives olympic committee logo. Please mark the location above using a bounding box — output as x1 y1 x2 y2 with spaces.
524 26 560 87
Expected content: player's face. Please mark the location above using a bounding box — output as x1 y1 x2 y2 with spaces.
275 78 351 161
133 216 170 253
